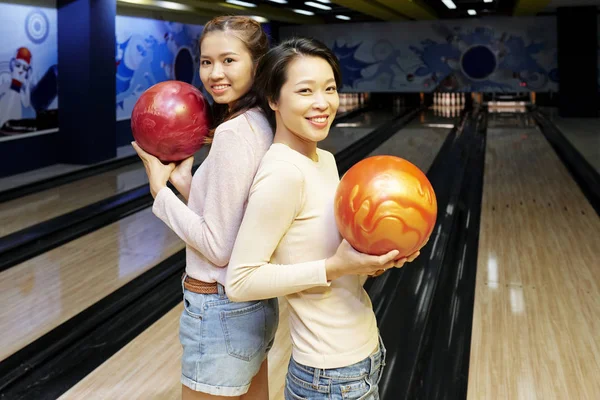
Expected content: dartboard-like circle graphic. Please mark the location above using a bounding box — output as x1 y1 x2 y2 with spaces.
25 10 50 44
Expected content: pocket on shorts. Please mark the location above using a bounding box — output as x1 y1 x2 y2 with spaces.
340 378 371 400
220 301 266 361
183 291 203 319
285 379 311 400
285 371 318 400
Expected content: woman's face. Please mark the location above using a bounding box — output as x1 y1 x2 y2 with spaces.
199 31 254 107
270 55 339 144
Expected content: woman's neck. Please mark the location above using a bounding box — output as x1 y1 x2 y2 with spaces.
227 101 237 113
273 126 318 162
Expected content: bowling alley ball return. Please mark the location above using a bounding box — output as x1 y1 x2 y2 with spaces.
0 109 58 137
0 118 39 136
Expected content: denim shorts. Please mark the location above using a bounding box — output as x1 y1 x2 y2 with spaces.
179 275 279 396
285 335 387 400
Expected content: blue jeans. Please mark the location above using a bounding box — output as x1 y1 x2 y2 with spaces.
179 275 279 396
285 336 387 400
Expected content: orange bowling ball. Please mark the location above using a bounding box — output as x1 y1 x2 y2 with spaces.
334 155 437 259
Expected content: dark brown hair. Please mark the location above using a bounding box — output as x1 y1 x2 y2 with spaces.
199 16 270 143
253 37 342 131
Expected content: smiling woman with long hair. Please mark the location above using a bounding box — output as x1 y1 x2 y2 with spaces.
132 16 278 400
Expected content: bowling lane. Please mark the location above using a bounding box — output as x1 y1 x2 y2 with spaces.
319 107 406 154
54 108 456 400
0 147 209 237
0 206 184 362
467 113 600 400
58 298 294 400
366 109 454 172
540 107 600 173
0 107 399 368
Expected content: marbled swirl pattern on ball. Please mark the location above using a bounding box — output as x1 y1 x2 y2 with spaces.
334 155 437 258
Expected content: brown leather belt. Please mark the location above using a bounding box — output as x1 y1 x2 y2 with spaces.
183 274 220 294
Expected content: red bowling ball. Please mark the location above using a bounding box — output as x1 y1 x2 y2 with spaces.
131 80 211 163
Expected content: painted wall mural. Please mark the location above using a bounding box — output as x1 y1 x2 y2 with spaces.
0 4 57 137
115 16 205 121
281 17 559 93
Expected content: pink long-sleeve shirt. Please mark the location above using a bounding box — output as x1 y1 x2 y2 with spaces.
152 108 273 285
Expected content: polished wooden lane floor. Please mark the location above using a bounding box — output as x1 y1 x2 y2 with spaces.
0 146 138 192
467 113 600 399
56 109 453 400
0 206 184 362
0 147 209 237
58 299 293 400
319 108 404 154
0 161 145 237
367 109 453 173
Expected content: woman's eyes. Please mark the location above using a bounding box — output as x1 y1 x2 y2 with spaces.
298 86 337 94
200 58 234 66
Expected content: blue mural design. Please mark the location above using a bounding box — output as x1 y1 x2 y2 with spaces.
357 40 407 89
401 22 554 92
115 17 204 121
410 39 464 90
332 42 374 89
280 17 560 93
0 4 58 135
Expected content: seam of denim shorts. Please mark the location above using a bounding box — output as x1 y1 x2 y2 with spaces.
287 370 330 393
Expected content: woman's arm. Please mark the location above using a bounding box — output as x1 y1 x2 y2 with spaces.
152 128 257 266
169 156 195 202
226 160 331 302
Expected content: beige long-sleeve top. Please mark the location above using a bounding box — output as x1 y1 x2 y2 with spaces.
227 143 379 369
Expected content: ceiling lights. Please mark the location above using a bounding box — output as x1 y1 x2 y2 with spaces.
292 9 315 15
441 0 456 9
250 15 269 23
305 1 331 10
225 0 257 7
156 0 192 10
118 0 193 11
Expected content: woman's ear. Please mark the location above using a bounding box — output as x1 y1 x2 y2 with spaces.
268 98 278 112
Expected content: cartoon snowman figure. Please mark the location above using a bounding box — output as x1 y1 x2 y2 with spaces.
0 47 33 129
